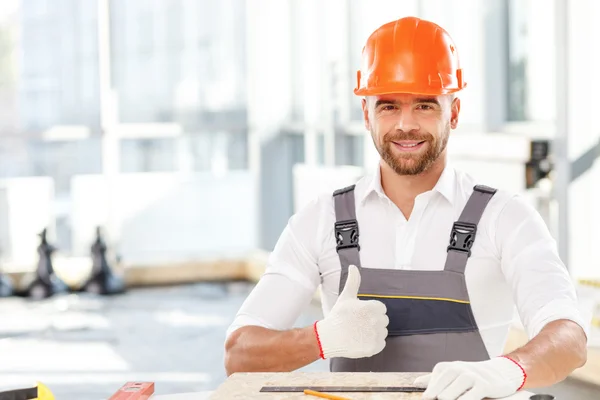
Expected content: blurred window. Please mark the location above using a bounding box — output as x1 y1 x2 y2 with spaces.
507 0 556 123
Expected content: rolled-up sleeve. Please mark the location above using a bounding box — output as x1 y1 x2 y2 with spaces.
225 195 327 339
495 195 589 340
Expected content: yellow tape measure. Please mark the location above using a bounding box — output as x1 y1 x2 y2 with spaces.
36 383 54 400
0 382 54 400
579 279 600 288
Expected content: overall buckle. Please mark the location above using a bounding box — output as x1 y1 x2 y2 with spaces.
335 219 360 252
474 184 497 195
447 221 477 256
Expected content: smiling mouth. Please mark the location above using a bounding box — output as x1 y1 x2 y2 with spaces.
392 140 426 151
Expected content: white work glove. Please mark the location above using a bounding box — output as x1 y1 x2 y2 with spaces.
413 357 526 400
315 265 389 359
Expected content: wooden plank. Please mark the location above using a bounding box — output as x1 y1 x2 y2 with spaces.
210 372 534 399
4 258 248 291
123 259 246 287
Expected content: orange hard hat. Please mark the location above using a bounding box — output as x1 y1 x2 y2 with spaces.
354 16 466 96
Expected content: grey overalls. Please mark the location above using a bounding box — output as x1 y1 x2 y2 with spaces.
329 184 497 372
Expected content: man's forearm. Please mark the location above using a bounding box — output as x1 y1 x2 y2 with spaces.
224 325 321 376
506 319 587 388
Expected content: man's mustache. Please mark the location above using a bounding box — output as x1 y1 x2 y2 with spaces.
384 131 433 142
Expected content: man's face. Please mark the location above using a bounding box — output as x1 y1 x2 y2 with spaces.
362 93 460 176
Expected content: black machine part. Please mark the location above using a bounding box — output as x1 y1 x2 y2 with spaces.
0 386 37 400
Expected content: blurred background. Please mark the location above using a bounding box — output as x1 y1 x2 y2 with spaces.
0 0 598 398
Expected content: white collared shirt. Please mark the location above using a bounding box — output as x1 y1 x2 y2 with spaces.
226 164 588 357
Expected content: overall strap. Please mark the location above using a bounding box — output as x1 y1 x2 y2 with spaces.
333 185 361 293
444 185 497 274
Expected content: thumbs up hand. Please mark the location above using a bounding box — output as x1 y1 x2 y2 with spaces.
315 265 389 359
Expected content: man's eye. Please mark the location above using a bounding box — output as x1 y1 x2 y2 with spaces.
417 104 433 110
382 105 396 111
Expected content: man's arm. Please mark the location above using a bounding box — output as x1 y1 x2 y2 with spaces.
223 190 337 375
224 265 389 376
223 212 324 376
224 325 321 376
506 319 587 388
496 195 589 386
415 195 589 399
415 321 588 399
223 195 388 376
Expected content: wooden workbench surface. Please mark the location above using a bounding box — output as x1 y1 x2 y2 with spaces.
209 372 535 399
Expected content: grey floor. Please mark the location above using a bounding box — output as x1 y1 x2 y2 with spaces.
0 282 597 399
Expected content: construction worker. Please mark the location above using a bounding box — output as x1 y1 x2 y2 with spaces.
224 16 588 400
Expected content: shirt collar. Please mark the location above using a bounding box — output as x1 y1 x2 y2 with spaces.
433 163 456 205
359 163 384 205
359 162 456 205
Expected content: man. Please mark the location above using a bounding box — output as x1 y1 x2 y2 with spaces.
224 16 588 400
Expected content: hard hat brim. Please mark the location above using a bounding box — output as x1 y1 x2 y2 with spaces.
354 83 466 97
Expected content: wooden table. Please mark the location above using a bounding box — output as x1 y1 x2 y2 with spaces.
207 372 536 399
152 392 212 399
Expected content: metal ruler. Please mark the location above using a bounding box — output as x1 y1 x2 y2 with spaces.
260 386 425 393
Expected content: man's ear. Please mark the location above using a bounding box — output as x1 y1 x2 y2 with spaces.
362 97 370 131
450 97 460 129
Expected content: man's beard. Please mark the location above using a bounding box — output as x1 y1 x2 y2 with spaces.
374 125 449 176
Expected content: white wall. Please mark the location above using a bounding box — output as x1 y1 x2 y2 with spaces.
71 172 257 265
420 0 487 130
245 0 294 136
524 0 557 123
446 132 530 191
292 164 365 213
0 177 55 267
564 0 600 279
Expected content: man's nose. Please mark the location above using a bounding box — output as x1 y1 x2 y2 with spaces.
394 108 420 132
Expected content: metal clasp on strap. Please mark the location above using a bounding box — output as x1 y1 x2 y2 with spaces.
335 219 360 252
447 221 477 257
474 184 497 194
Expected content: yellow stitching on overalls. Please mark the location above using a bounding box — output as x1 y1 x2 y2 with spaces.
357 294 470 304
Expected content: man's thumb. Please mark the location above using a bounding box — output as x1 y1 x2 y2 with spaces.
338 265 361 301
